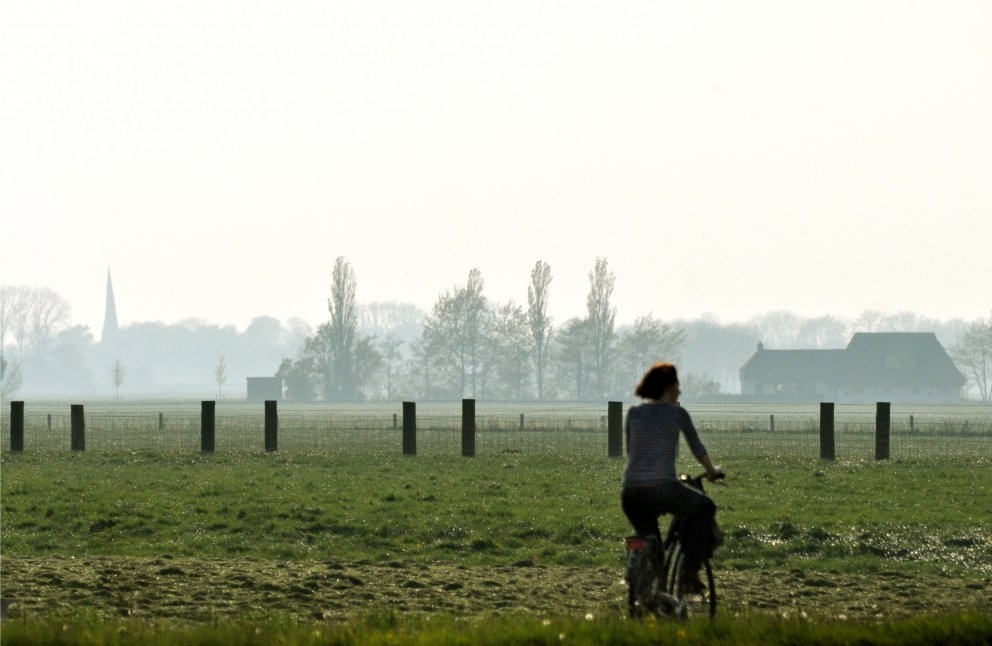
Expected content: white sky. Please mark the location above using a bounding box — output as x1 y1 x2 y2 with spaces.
2 1 990 336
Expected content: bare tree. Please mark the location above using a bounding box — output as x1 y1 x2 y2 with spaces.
678 316 760 393
358 301 425 339
409 338 433 399
1 286 30 360
586 257 617 398
486 301 532 400
0 351 23 403
327 257 359 400
28 287 71 355
749 310 804 348
951 312 992 402
462 268 487 397
421 268 489 398
612 315 687 395
353 336 384 399
551 317 592 400
1 285 70 360
0 287 16 349
527 260 553 399
378 333 403 400
110 359 126 401
215 354 227 400
796 316 849 348
853 310 887 333
276 356 317 401
276 258 382 401
0 285 27 359
0 288 22 402
301 323 335 399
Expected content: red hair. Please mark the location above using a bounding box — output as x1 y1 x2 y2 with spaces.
635 362 678 399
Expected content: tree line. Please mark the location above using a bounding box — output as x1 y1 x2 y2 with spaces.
274 258 687 401
2 272 989 402
272 258 990 402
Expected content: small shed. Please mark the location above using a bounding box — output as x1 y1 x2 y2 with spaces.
246 377 283 401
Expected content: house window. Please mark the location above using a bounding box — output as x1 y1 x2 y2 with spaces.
886 353 917 369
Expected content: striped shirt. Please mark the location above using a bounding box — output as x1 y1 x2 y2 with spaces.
622 403 708 486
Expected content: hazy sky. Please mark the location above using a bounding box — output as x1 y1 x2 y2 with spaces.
2 1 989 337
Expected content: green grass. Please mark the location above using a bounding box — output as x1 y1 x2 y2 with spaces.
2 450 991 643
1 451 622 565
1 611 990 645
3 451 990 575
718 456 992 576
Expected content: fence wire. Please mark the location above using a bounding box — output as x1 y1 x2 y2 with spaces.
1 401 989 459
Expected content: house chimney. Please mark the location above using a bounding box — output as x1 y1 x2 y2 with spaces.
757 342 764 351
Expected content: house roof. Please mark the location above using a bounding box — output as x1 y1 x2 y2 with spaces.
843 332 966 387
739 349 847 383
740 332 966 388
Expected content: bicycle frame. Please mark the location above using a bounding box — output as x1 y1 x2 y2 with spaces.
624 473 721 619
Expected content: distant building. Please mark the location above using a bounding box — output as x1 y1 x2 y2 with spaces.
101 268 119 344
739 333 965 403
247 377 283 401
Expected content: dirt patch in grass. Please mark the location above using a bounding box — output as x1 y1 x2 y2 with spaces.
2 556 989 623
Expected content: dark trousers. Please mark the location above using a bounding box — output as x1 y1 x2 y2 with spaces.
621 480 716 569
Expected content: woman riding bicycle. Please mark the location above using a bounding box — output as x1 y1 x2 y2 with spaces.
621 362 724 593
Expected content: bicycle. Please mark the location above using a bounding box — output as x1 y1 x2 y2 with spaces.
624 473 724 619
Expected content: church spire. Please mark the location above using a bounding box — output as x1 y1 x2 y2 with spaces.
102 268 119 343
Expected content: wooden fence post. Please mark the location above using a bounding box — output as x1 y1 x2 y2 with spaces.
819 402 834 460
70 404 85 452
159 412 164 431
608 401 623 457
520 414 525 431
402 402 416 456
10 401 24 452
201 401 215 453
770 414 775 433
462 398 476 457
875 402 890 460
264 400 278 452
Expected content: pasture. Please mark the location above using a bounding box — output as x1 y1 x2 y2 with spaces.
1 402 990 643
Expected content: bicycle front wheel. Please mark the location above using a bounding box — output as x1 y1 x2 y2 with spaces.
670 552 717 619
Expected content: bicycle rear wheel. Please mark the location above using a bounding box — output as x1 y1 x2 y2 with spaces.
626 537 675 618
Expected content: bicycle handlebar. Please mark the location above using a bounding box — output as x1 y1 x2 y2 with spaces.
682 472 727 489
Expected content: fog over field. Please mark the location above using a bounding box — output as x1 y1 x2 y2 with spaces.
0 281 983 400
1 2 989 399
2 2 989 330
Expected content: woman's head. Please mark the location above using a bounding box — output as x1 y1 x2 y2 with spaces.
635 362 679 400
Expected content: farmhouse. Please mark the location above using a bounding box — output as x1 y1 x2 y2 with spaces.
739 332 965 403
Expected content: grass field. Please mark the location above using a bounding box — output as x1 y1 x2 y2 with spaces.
2 612 991 645
2 442 991 644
